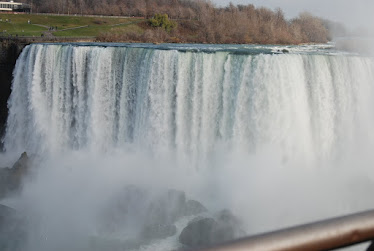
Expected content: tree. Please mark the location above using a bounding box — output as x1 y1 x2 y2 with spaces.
149 13 177 32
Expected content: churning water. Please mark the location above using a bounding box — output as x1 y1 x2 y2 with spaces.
2 43 374 250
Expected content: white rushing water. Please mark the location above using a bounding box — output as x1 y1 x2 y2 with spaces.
2 43 374 250
5 44 374 159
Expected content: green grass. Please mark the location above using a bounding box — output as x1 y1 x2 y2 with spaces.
0 13 145 37
54 20 144 37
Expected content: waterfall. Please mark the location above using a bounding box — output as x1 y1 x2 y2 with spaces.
4 44 374 163
2 43 374 251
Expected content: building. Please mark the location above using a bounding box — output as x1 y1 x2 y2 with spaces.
0 0 31 13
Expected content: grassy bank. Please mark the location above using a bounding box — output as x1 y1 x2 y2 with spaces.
0 10 331 45
0 13 144 38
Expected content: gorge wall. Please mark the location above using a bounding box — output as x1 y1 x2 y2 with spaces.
0 40 26 149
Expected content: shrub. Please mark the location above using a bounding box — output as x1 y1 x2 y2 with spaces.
149 14 177 32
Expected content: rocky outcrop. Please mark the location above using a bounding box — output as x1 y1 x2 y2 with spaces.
98 186 208 249
0 40 26 149
0 204 26 251
97 185 246 250
140 189 207 241
140 223 177 240
179 209 246 249
0 152 30 198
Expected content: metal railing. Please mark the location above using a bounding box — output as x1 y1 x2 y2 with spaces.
199 209 374 251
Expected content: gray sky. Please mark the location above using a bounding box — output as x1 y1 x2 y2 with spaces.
211 0 374 30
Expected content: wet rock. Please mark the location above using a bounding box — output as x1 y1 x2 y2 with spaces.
179 210 245 248
0 152 30 198
89 236 144 251
0 204 26 251
146 189 207 224
145 189 186 226
139 189 187 240
0 168 11 197
0 204 16 222
98 185 148 233
99 186 209 243
179 217 218 248
183 200 207 216
140 223 177 240
213 209 246 243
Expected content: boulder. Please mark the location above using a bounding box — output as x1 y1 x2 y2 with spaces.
0 204 26 251
145 189 207 226
145 189 186 225
183 200 207 216
99 186 209 243
179 210 245 248
140 223 177 240
179 217 218 248
139 189 187 240
0 204 16 222
213 209 246 243
0 152 30 198
0 168 11 198
97 185 148 233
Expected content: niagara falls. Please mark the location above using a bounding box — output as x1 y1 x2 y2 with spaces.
1 0 374 249
0 42 373 250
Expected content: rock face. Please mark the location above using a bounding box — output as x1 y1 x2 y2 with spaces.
0 40 26 148
0 152 30 199
179 210 246 249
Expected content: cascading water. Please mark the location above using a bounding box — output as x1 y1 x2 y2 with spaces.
5 44 374 160
2 43 374 250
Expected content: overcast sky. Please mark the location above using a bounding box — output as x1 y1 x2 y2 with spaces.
211 0 374 30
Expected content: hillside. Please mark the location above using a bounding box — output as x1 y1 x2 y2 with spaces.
0 14 143 38
0 2 332 45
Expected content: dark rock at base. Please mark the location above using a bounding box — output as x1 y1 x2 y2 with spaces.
89 236 144 251
12 152 29 170
0 204 16 220
147 189 186 224
0 152 30 199
145 189 207 226
139 189 207 241
179 210 246 248
139 189 186 241
140 223 177 240
179 217 218 248
213 209 246 244
97 185 148 233
183 200 207 216
100 186 209 244
0 168 11 198
0 204 26 251
282 49 289 53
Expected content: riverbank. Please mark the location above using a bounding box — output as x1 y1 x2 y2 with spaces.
1 8 332 45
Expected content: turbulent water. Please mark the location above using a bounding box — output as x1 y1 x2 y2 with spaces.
2 43 374 250
5 43 374 159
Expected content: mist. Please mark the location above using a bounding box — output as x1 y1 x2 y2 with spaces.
4 145 374 250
